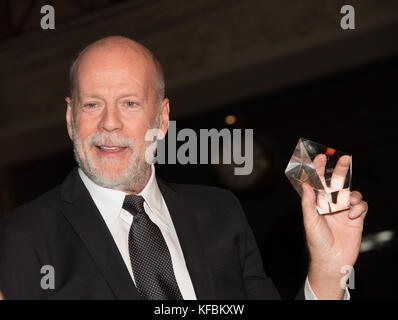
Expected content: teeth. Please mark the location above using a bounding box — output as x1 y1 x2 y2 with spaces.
100 146 121 150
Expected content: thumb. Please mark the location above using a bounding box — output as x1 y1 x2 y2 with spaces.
301 182 318 226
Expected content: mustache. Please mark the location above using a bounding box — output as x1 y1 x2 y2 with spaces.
87 132 134 148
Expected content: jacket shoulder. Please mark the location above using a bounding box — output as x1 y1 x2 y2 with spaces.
2 185 63 225
164 182 244 219
168 182 237 202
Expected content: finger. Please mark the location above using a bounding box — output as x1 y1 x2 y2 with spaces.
313 154 327 189
335 188 351 211
348 200 368 219
350 190 363 206
301 182 319 224
317 190 330 214
330 155 351 191
313 154 326 177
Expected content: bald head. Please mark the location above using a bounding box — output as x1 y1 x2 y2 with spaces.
65 36 171 193
69 36 165 106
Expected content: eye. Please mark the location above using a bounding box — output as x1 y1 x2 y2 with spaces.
81 102 102 113
125 101 136 107
84 103 97 109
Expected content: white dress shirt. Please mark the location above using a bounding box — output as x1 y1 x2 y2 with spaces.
78 165 197 299
78 165 348 300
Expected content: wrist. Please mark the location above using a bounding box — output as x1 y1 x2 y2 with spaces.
308 263 346 300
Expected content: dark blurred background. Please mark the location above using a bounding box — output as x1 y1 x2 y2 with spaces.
1 0 398 299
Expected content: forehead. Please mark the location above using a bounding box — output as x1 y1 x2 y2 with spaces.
76 46 156 96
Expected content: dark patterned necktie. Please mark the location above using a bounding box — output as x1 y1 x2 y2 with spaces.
122 194 183 300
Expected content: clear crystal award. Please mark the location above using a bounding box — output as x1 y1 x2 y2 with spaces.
285 138 352 214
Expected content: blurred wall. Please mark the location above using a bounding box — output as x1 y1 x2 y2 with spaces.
1 0 398 299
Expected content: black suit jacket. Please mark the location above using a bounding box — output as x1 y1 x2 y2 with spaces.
0 167 304 299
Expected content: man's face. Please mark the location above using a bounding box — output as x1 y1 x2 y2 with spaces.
66 45 168 192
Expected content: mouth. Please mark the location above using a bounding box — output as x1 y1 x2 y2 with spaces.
95 145 128 156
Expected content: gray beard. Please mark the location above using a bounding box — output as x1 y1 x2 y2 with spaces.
71 118 154 193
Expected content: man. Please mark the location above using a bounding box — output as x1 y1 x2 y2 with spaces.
0 36 368 300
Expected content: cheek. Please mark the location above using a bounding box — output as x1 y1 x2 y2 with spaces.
77 128 89 151
76 121 96 148
126 118 152 144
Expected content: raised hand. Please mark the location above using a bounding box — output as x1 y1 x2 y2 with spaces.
301 154 368 299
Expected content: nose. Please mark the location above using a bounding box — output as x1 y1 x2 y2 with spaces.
99 106 123 132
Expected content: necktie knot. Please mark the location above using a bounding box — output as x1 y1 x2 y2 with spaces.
122 194 145 216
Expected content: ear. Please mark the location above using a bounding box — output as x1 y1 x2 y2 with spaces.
65 97 73 140
158 98 170 140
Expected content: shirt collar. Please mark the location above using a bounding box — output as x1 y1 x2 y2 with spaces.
78 164 162 229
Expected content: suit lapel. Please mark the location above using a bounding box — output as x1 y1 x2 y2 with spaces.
157 177 216 300
60 168 140 300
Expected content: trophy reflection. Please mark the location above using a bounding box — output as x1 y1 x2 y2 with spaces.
285 138 352 214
